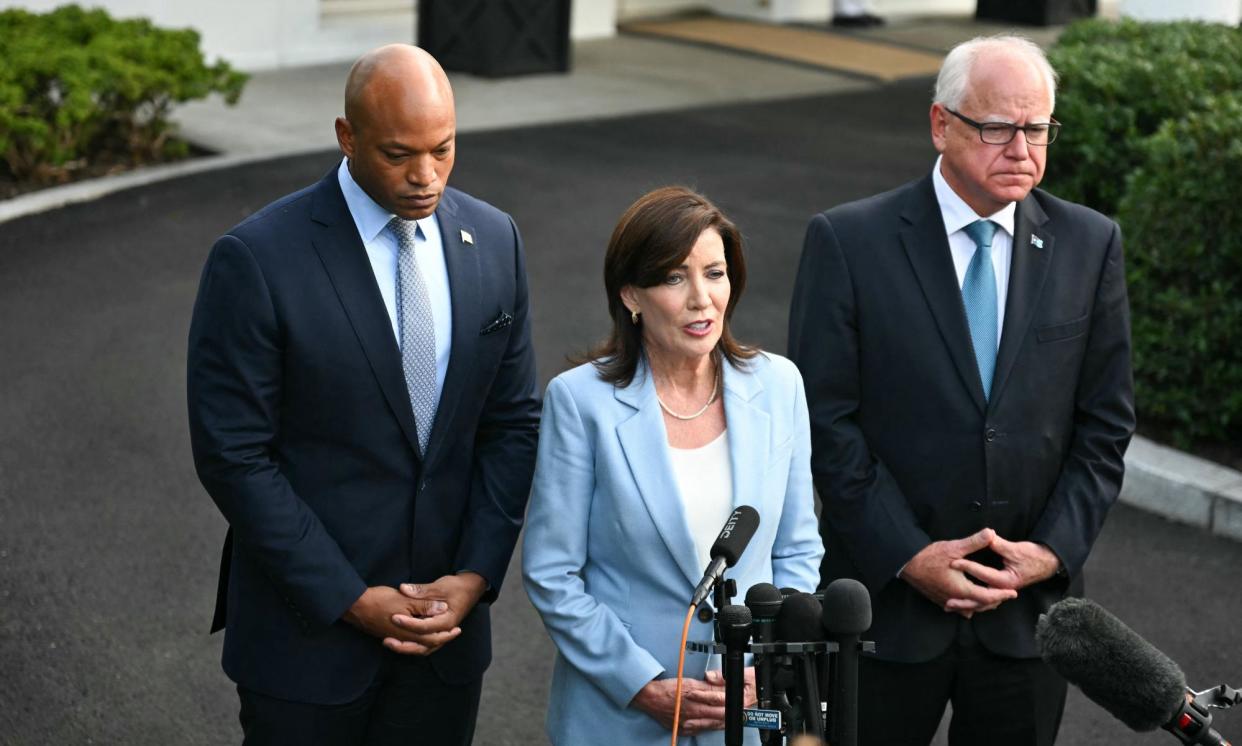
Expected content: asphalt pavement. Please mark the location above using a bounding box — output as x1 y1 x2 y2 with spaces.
2 78 1241 745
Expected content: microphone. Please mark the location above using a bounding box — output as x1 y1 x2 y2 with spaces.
822 579 872 746
691 505 760 607
777 591 826 739
719 604 752 746
1037 597 1234 745
745 583 783 710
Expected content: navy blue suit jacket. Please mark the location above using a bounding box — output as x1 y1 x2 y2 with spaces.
188 169 539 704
788 175 1135 663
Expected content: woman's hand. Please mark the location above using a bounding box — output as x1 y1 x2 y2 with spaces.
630 676 727 735
704 666 757 707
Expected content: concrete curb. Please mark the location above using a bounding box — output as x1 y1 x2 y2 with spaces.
1122 435 1242 542
0 147 327 225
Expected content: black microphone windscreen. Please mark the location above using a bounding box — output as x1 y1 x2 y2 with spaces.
821 578 872 636
709 505 760 567
745 582 784 618
776 592 825 643
1036 598 1186 732
719 604 753 646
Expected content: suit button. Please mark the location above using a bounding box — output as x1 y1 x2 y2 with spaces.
985 428 997 442
969 501 983 512
698 606 714 623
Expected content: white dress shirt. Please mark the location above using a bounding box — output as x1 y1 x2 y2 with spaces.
337 158 452 407
932 155 1015 340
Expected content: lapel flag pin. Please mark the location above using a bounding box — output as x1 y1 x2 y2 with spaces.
461 229 474 245
1030 234 1044 249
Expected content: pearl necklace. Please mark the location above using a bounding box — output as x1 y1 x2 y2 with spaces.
656 372 720 421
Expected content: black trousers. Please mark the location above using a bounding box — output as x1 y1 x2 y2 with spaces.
857 619 1066 746
237 653 482 746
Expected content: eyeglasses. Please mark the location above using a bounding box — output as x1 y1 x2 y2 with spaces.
945 108 1061 146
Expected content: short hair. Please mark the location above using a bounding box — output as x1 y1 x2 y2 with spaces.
584 186 756 387
934 35 1058 112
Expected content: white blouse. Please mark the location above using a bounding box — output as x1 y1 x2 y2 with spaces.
668 428 735 572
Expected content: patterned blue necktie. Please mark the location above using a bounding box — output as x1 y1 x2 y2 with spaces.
962 219 999 400
389 217 437 455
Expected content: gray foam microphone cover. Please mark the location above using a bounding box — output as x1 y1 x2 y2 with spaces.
1036 597 1186 732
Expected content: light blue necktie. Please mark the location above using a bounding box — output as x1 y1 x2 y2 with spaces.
962 219 999 400
389 217 438 455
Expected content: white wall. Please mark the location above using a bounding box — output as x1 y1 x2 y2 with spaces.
617 0 978 21
573 0 619 38
2 0 414 69
0 0 618 70
1121 0 1241 25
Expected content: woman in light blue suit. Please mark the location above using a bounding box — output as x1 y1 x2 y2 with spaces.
523 187 824 744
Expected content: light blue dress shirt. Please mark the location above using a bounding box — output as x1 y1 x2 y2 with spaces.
933 154 1015 339
337 158 452 407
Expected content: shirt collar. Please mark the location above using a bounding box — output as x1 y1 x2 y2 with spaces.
337 158 437 243
932 155 1016 239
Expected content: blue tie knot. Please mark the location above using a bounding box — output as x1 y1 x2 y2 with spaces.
388 217 424 247
964 219 998 252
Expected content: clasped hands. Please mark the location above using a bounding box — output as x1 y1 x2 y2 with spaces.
899 528 1061 618
343 572 487 656
631 668 756 736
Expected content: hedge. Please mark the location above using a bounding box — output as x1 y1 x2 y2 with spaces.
0 4 247 184
1116 93 1242 446
1044 19 1242 217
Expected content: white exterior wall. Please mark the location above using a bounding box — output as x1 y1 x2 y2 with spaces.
6 0 1123 72
3 0 410 69
1121 0 1241 25
0 0 617 70
616 0 976 22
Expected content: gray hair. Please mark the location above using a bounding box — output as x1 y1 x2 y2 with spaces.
934 35 1058 112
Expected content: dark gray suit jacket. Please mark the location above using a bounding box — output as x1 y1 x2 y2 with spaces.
788 174 1134 662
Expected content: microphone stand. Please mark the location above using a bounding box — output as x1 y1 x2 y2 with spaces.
719 605 752 746
713 578 738 642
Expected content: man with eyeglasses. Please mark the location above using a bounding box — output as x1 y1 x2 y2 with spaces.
789 35 1134 745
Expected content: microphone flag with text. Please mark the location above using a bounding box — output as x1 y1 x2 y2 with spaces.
691 505 760 607
1038 597 1239 746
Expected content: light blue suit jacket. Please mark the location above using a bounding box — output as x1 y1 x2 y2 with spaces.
523 352 823 745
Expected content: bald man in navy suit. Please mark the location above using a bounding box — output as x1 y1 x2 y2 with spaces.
188 45 539 745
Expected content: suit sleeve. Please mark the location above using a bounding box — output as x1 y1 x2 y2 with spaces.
453 215 541 601
187 235 366 630
1029 220 1135 576
522 377 665 710
787 213 931 591
771 362 827 592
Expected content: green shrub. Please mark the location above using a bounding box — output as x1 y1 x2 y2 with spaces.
0 4 247 184
1117 93 1242 446
1045 19 1242 216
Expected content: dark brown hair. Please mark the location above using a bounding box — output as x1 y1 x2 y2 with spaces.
582 186 757 387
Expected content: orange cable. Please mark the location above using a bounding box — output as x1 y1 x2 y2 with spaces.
670 604 698 746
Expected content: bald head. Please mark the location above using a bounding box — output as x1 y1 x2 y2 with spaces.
336 45 458 220
344 44 454 130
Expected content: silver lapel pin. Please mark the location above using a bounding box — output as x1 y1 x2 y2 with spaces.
460 229 474 245
1030 234 1044 249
